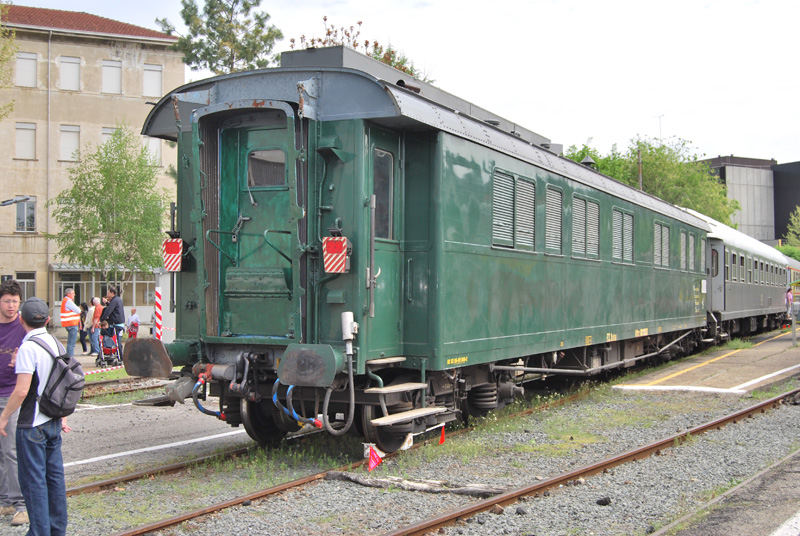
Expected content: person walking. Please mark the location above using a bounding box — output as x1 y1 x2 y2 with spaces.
127 308 140 340
0 298 71 536
0 280 27 527
90 297 103 356
59 288 80 358
787 288 794 319
78 302 89 355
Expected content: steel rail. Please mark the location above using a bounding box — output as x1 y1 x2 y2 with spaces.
104 389 586 535
381 387 800 536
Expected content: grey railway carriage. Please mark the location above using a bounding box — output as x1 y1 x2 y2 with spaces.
687 210 788 336
126 46 787 452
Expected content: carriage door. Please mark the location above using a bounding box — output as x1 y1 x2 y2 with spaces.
217 114 300 339
709 239 725 312
367 128 403 358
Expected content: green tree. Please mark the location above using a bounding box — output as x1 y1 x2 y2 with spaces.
784 206 800 247
564 136 739 225
0 2 18 120
290 18 433 82
47 126 169 292
776 244 800 264
156 0 283 74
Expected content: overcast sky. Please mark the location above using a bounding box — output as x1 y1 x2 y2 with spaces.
17 0 800 164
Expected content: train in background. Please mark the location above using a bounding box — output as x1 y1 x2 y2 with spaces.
125 46 792 452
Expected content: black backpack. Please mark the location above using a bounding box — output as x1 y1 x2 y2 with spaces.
30 336 85 418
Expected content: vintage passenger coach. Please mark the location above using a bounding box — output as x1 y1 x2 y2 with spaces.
127 46 787 452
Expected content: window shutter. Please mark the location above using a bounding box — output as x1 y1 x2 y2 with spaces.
515 179 535 250
492 172 514 247
546 188 562 253
572 198 586 256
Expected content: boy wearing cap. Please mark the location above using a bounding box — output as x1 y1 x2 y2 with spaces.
0 297 71 536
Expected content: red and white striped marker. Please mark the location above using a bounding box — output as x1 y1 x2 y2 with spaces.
155 286 162 341
85 365 125 375
162 239 182 272
323 237 350 273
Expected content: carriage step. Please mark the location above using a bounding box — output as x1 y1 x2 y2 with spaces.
364 382 427 394
370 407 448 427
366 356 407 366
701 338 716 343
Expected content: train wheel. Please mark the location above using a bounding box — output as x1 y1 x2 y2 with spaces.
241 398 286 448
361 404 408 453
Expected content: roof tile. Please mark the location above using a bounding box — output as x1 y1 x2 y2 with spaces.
5 5 177 40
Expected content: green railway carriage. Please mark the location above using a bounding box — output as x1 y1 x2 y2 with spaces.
131 46 714 452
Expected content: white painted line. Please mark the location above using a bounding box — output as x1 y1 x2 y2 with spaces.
63 430 248 468
732 363 800 391
75 403 133 411
769 508 800 536
613 385 747 394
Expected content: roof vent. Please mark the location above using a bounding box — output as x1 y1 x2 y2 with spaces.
485 119 500 126
580 155 596 167
396 79 421 93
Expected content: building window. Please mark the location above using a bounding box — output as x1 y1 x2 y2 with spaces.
16 196 35 233
15 123 36 160
102 60 122 94
15 272 35 301
612 209 633 263
60 125 80 161
15 52 36 87
545 187 562 253
60 56 80 91
572 197 599 258
145 137 162 166
143 64 163 97
492 171 535 251
102 127 118 145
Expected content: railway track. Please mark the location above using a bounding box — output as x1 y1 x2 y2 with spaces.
102 386 798 536
81 375 177 399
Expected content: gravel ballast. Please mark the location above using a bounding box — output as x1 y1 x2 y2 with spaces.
83 387 799 536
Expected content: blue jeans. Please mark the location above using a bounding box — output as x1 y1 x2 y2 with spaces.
90 327 100 355
65 325 78 357
17 419 67 536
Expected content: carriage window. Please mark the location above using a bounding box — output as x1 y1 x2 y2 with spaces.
700 238 706 273
731 253 737 281
689 234 695 271
612 209 633 263
492 171 535 250
747 257 752 284
680 231 687 271
546 187 562 253
571 197 599 259
711 249 718 277
248 149 285 187
374 148 394 239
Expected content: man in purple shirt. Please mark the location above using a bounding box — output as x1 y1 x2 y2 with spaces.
0 280 27 526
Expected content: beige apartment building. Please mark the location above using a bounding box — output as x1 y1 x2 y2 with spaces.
0 5 183 324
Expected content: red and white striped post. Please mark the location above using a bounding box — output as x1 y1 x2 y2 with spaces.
155 286 163 340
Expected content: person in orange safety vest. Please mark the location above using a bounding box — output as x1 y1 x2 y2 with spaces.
60 288 80 358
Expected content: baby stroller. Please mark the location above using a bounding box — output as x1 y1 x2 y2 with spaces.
97 325 123 367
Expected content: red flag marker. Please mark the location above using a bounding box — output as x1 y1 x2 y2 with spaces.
439 426 446 445
368 446 383 471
